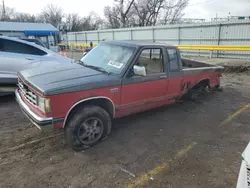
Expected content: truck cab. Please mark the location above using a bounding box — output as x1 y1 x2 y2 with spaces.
15 40 223 151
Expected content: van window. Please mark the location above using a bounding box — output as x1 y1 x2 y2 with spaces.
0 39 47 56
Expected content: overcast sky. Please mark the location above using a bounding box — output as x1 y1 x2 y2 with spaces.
4 0 250 20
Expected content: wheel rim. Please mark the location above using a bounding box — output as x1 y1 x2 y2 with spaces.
77 117 104 145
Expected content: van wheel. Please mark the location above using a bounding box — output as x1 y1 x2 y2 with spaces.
65 105 112 151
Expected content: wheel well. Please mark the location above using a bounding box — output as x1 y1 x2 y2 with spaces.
192 79 210 89
63 98 114 128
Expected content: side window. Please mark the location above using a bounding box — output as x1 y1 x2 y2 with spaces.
136 48 164 74
167 49 179 71
2 39 47 56
0 39 4 51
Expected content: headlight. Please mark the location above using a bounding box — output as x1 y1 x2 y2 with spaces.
37 96 51 113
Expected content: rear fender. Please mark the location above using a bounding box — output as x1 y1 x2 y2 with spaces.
182 78 210 94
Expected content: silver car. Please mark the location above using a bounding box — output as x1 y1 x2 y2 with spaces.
0 36 72 96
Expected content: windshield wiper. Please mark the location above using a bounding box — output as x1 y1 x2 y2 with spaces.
85 65 111 74
78 60 111 74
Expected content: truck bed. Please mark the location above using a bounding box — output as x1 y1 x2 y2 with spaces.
182 58 214 68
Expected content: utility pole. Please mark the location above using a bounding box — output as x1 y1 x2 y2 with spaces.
2 0 6 21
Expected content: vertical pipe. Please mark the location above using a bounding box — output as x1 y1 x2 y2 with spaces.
152 28 155 42
75 33 77 44
85 32 87 43
97 31 100 43
46 36 49 49
217 24 222 57
178 26 181 45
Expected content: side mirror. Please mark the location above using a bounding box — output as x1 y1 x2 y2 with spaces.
133 65 146 76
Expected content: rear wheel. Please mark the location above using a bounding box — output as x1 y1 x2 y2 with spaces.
186 83 207 101
65 105 112 151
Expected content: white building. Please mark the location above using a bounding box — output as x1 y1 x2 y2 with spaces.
0 21 58 47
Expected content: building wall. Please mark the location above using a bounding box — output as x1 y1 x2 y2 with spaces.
0 31 26 38
67 20 250 59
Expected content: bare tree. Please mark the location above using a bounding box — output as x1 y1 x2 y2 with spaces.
133 0 165 26
105 0 189 28
12 12 37 22
104 6 120 28
81 12 104 31
66 12 103 32
160 0 189 24
66 13 82 31
39 4 64 27
114 0 135 27
0 6 15 21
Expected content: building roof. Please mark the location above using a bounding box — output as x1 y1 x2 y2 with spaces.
0 21 57 32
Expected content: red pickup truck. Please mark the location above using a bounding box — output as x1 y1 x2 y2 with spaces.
15 41 223 150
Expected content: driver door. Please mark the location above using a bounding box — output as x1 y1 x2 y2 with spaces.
118 47 169 117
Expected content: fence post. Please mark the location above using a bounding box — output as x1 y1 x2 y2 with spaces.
210 50 213 59
152 28 155 42
97 31 100 43
178 26 181 45
75 33 77 44
216 24 222 57
73 33 77 52
112 30 115 40
131 29 133 40
85 32 87 44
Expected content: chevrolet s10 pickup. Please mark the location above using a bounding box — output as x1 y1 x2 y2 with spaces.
15 40 223 150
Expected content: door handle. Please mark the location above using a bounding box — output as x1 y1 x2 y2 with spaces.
159 75 167 79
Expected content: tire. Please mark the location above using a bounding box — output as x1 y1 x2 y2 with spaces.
65 105 112 151
186 84 207 101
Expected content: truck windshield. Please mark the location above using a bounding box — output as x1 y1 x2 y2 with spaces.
81 43 135 74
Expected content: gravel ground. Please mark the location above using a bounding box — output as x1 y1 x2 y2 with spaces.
0 73 250 188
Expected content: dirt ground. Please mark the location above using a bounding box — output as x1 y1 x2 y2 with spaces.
1 72 250 188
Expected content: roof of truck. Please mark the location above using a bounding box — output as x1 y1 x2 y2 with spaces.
105 40 174 48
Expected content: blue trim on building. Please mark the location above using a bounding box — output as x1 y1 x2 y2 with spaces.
24 30 56 36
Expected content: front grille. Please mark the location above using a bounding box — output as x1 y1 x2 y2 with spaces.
18 79 37 106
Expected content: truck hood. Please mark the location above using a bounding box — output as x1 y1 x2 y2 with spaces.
20 62 120 95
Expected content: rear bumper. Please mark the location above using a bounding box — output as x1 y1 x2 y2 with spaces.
15 89 53 129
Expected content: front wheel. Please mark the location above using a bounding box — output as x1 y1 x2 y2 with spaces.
65 105 112 151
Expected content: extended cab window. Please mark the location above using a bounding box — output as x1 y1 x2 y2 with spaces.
137 48 164 74
167 48 179 71
0 39 3 51
0 39 47 56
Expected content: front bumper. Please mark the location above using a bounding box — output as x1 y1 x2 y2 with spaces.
15 89 53 130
